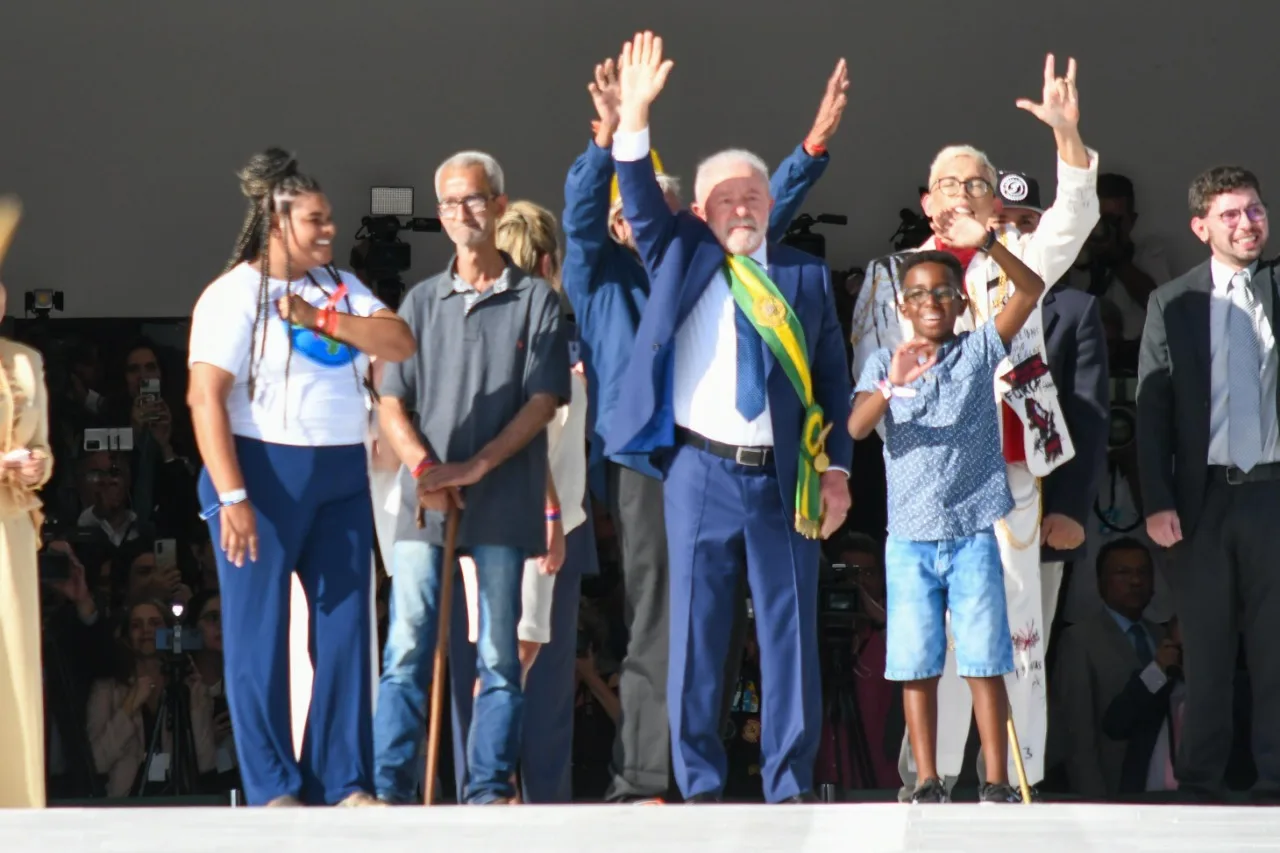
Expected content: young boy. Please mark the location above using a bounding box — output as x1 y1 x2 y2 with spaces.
847 211 1046 804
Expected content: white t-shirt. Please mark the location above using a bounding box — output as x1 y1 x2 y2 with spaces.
188 262 387 446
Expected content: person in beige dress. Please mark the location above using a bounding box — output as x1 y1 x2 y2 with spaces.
0 280 56 808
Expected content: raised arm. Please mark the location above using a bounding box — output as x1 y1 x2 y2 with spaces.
612 31 678 273
766 58 849 242
935 212 1046 344
562 59 624 310
1016 55 1100 285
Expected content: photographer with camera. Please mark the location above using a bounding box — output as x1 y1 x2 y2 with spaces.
85 598 216 798
1067 173 1171 344
112 341 200 544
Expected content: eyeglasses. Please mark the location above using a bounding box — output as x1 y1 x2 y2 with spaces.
1217 203 1268 228
84 467 124 483
902 285 962 306
437 194 493 216
931 177 993 199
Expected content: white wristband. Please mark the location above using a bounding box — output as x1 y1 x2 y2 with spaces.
218 488 248 505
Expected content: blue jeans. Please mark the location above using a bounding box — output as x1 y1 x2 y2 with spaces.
883 528 1013 681
373 541 525 804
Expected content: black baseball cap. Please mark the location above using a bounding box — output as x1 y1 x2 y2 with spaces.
996 170 1043 212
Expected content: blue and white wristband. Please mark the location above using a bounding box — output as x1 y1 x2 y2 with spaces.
199 488 249 521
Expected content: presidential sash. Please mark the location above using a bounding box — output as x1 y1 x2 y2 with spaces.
724 255 831 539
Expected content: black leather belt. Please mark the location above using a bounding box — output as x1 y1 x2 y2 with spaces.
1210 462 1280 485
676 427 772 467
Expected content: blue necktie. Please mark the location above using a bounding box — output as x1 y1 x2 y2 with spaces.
735 301 767 421
1227 270 1263 472
1128 624 1153 667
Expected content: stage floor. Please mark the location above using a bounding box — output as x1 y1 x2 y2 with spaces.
4 802 1280 852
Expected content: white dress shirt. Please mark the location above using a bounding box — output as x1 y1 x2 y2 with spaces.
614 126 775 447
1207 258 1280 466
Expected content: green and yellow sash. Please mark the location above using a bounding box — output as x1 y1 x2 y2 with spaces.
724 255 832 540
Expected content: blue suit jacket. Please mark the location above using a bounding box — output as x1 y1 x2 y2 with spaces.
604 152 853 508
561 140 829 492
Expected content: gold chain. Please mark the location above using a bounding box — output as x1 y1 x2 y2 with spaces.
997 476 1043 550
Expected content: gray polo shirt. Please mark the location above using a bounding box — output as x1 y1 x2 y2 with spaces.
381 258 570 554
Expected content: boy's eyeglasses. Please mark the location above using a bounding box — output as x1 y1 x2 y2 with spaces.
902 286 962 306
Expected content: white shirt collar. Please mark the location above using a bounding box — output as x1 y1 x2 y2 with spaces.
1210 256 1258 295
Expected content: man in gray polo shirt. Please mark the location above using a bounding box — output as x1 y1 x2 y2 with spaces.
372 150 570 806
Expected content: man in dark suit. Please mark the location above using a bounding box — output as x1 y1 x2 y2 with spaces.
1137 164 1280 798
1054 537 1175 799
606 32 853 804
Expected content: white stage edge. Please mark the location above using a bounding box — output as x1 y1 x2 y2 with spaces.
4 803 1280 852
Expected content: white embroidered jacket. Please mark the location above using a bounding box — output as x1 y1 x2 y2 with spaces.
850 150 1100 476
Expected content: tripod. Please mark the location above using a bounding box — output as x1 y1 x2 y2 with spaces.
133 655 201 798
820 630 876 795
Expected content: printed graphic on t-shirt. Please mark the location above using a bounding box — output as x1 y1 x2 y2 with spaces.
282 320 355 368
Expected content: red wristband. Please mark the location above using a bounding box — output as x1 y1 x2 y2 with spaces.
317 308 341 337
411 457 435 478
803 138 827 157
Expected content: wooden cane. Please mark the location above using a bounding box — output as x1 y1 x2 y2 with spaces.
1006 702 1033 804
422 501 460 805
0 195 24 270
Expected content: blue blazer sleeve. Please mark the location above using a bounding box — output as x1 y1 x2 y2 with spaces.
767 145 829 243
616 154 680 278
1044 295 1110 527
813 263 854 469
561 141 616 311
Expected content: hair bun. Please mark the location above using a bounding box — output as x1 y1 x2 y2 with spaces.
237 148 298 199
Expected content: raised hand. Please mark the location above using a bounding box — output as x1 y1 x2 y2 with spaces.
806 58 849 150
933 209 989 249
1016 54 1080 131
618 31 674 117
588 58 622 132
888 339 937 386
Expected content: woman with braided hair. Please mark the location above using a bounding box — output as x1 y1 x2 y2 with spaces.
186 148 414 807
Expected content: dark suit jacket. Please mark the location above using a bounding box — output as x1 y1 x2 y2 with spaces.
1137 258 1280 534
1041 285 1110 563
1101 663 1178 795
604 152 854 504
1053 605 1166 799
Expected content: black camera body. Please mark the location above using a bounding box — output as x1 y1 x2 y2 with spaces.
817 561 862 644
782 213 848 260
353 214 442 311
155 623 203 655
1109 373 1138 451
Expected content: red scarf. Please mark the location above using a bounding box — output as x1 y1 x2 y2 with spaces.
934 240 1026 464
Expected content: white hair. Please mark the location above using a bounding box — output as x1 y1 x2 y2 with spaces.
928 145 997 189
611 173 683 216
694 149 770 204
435 150 505 197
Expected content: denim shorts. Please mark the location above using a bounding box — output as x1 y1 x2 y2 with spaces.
883 528 1013 681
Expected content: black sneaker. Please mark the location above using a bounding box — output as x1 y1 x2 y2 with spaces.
910 778 950 804
978 782 1023 804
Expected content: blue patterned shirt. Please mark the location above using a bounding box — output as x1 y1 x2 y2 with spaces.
854 322 1013 540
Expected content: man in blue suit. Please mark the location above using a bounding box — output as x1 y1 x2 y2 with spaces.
562 53 847 802
607 31 854 804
